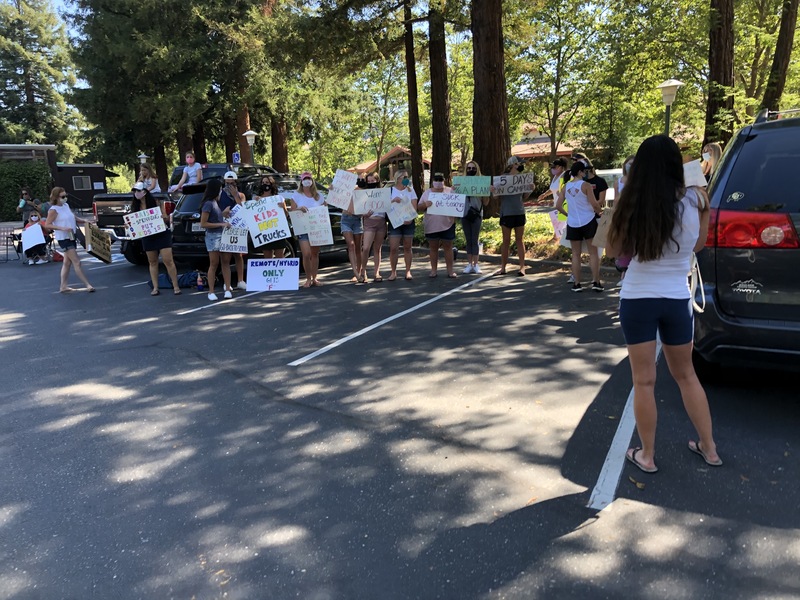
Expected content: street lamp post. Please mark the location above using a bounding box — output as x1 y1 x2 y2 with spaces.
242 130 257 164
137 153 150 164
656 79 684 136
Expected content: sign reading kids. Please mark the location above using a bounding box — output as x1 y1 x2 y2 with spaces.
246 258 300 291
243 196 291 247
123 206 166 239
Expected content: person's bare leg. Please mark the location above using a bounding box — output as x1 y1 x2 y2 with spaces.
220 253 232 291
372 231 385 279
403 237 413 278
588 239 601 283
429 239 440 275
235 254 244 285
300 241 313 287
311 247 321 283
161 248 180 292
500 226 511 273
443 240 455 276
59 252 72 291
515 225 526 274
389 235 400 279
570 240 583 284
344 232 358 280
69 249 93 289
147 250 160 292
361 231 375 281
207 253 219 294
627 340 659 470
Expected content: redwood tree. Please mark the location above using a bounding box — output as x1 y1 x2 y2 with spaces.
428 1 452 183
761 0 799 112
703 0 734 145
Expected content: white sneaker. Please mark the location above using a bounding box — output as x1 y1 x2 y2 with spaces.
236 281 247 290
462 265 473 274
34 258 45 265
27 259 34 265
207 292 218 301
567 274 575 284
224 289 233 299
473 264 482 274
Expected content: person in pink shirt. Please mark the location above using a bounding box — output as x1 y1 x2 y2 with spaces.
417 172 457 278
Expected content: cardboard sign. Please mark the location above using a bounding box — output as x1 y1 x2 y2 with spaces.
289 205 333 246
492 173 536 196
219 227 249 253
452 176 492 196
123 207 166 239
387 199 418 228
242 196 291 248
326 170 358 210
353 187 391 215
427 193 466 218
592 208 614 248
246 258 300 291
85 222 112 264
684 160 707 188
21 224 46 252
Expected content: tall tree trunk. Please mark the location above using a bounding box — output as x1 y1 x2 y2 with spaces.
404 0 424 197
703 0 735 145
192 120 208 164
271 115 289 172
223 114 237 164
428 3 452 183
176 130 193 161
761 0 799 111
236 103 253 164
154 143 168 190
471 0 509 217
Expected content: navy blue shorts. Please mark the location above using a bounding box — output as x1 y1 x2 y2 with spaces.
619 298 694 346
425 223 456 241
566 218 598 241
388 221 416 238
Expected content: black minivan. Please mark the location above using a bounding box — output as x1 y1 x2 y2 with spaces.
694 109 800 370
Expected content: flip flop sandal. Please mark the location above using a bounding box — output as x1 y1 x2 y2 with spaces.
151 289 160 296
688 440 723 466
173 289 182 295
626 447 659 473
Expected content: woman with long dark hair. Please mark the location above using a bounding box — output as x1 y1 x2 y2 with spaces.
131 182 180 295
200 178 233 301
607 135 720 474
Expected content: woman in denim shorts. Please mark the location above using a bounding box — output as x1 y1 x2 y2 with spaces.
387 170 418 281
359 172 387 283
340 189 365 283
200 179 233 301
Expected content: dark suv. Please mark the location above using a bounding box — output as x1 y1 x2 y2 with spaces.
694 109 800 370
168 163 278 190
170 176 343 263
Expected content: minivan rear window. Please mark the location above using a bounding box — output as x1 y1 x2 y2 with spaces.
721 129 800 212
175 192 206 213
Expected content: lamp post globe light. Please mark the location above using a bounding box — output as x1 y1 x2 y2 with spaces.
242 130 257 163
656 79 684 136
137 153 150 164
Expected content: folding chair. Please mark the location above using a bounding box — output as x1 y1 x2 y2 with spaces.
0 227 21 263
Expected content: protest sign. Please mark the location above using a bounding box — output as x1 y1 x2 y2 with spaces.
491 173 537 196
289 205 333 246
387 199 418 228
84 221 112 263
242 196 291 247
684 160 707 188
592 208 614 248
452 175 492 196
426 193 466 218
123 207 166 239
220 227 249 253
228 204 247 228
326 170 358 210
246 258 300 291
21 224 46 252
353 187 392 215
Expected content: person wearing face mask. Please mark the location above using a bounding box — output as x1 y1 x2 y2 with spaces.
497 156 531 276
453 161 489 274
17 188 39 225
174 152 203 191
289 171 326 287
219 171 248 291
584 162 608 208
254 176 288 259
44 187 95 293
359 171 387 283
700 142 722 182
418 172 457 278
537 158 567 206
340 176 365 283
130 182 181 295
23 210 49 264
387 169 418 281
200 179 233 301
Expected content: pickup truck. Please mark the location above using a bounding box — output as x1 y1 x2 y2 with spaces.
92 192 174 265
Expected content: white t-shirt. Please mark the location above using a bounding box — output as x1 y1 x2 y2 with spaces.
183 163 201 185
291 191 325 211
50 204 76 241
391 186 417 218
620 189 701 300
564 180 596 227
549 173 562 193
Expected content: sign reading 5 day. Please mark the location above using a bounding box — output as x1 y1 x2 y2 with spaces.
491 173 536 196
123 207 166 239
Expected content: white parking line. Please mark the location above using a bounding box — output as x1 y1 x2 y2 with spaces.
288 270 498 366
587 336 663 511
123 281 150 288
175 291 264 315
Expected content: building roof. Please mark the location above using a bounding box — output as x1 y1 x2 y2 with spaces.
349 145 431 174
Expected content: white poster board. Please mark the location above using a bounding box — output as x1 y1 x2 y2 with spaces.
21 224 46 252
326 170 358 210
426 193 466 218
246 258 300 291
289 205 333 246
353 188 392 215
387 199 418 228
243 197 291 247
452 176 492 196
219 227 249 253
123 207 166 239
684 160 707 188
492 173 537 196
228 204 247 228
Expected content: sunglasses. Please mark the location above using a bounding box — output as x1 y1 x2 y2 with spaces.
59 194 68 198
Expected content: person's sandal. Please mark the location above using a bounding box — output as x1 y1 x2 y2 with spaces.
151 289 160 296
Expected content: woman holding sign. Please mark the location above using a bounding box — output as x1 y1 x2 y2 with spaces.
454 161 490 275
418 172 457 278
497 156 529 277
387 170 418 281
200 179 234 301
289 171 325 288
219 171 248 291
359 172 387 283
254 176 288 259
131 182 181 296
44 187 95 293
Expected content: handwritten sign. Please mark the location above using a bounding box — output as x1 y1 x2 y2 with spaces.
388 199 418 228
353 187 391 215
21 224 46 252
242 196 291 248
247 258 300 291
289 205 333 246
85 222 112 263
326 170 358 210
228 204 247 228
220 227 249 253
684 160 707 188
427 193 466 218
492 173 536 196
123 207 166 239
453 176 492 196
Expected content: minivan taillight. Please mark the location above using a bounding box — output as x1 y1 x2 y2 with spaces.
92 202 97 219
712 210 800 249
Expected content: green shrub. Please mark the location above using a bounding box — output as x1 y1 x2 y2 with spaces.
0 160 52 221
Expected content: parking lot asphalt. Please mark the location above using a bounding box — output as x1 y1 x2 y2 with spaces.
0 246 798 599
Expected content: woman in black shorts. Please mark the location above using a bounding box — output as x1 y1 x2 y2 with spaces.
130 182 181 296
253 176 288 258
497 156 530 276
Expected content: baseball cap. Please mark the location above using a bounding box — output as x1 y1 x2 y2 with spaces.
506 155 522 167
550 158 567 168
300 171 313 180
223 171 237 180
131 182 145 191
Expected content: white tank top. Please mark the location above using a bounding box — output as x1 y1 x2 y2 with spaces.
50 204 77 241
564 180 596 227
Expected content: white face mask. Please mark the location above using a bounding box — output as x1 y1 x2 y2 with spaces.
30 215 40 222
302 179 313 188
702 152 711 161
432 181 444 190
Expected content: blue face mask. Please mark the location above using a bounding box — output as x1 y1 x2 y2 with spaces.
401 178 410 186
